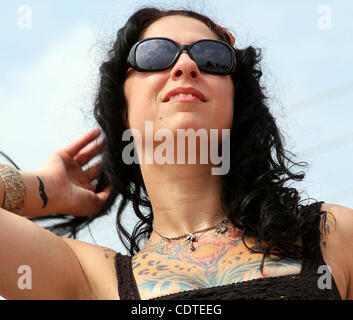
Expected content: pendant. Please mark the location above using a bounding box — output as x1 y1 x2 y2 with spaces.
185 233 197 251
215 223 228 234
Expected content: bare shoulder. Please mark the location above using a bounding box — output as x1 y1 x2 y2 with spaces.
319 202 353 241
62 238 119 300
319 202 353 299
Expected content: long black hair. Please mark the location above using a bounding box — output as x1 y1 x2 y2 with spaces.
8 6 328 269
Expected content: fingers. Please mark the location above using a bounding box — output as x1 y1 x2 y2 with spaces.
74 139 105 167
95 185 113 206
84 162 102 182
73 185 112 217
85 185 112 215
63 128 102 158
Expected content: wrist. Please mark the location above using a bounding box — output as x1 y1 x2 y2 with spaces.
20 170 62 217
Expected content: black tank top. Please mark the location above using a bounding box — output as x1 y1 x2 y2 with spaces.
114 202 342 300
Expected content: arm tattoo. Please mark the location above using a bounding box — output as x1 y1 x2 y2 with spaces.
36 176 48 208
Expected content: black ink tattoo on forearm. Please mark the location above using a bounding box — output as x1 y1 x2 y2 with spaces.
36 176 48 208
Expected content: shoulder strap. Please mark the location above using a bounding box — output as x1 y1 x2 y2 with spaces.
114 252 141 300
300 201 326 271
300 201 341 299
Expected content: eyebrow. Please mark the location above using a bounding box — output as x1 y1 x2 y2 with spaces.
140 36 220 44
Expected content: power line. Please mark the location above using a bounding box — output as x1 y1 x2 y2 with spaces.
324 186 353 204
286 80 353 114
283 80 353 155
301 131 353 156
0 151 20 170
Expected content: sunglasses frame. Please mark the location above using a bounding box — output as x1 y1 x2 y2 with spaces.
127 37 236 75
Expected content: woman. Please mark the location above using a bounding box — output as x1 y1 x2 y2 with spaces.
0 7 352 300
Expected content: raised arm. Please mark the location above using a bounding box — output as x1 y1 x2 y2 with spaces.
0 129 112 299
0 207 95 299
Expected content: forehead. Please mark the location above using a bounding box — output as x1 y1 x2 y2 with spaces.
140 15 219 44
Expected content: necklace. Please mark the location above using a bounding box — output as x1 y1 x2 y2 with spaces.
153 217 229 251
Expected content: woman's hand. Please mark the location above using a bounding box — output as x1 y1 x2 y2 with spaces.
40 129 111 216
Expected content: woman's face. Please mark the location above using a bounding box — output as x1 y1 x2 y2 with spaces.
123 15 234 138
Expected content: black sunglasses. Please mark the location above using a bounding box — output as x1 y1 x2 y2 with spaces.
127 37 236 75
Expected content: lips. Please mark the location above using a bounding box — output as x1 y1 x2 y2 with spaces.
163 87 207 103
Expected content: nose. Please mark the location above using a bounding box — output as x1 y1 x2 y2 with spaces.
170 51 200 79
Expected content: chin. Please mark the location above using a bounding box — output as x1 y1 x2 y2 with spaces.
169 114 208 131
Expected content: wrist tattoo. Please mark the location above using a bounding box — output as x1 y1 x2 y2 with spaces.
36 176 48 208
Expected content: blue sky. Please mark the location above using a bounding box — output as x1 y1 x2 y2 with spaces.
0 0 352 253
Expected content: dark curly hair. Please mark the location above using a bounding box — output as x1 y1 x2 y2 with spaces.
27 6 329 271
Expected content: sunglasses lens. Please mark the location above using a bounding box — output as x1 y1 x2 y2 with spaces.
191 41 232 74
136 39 178 70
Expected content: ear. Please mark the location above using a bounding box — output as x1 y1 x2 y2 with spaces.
127 67 134 76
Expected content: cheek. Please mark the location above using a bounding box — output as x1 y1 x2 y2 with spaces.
124 82 143 129
124 79 149 127
213 79 234 128
124 75 165 129
225 80 234 124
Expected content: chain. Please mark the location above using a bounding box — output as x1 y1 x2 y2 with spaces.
153 217 229 251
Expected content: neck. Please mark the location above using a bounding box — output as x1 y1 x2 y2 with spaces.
140 161 228 238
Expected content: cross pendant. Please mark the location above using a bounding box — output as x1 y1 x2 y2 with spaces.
185 233 197 251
